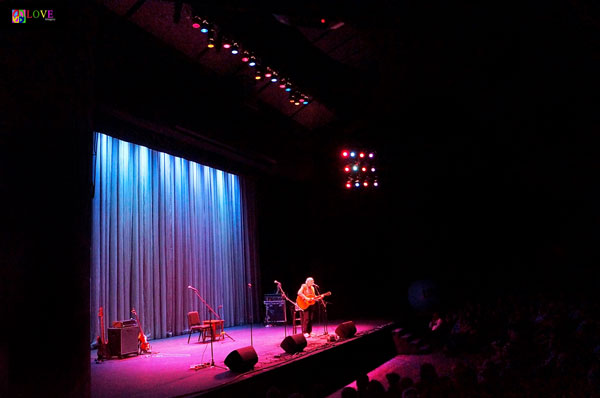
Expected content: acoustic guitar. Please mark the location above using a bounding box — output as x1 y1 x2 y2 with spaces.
296 292 332 310
96 307 109 361
131 308 151 353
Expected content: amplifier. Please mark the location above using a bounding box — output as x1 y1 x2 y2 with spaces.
263 294 283 302
108 326 139 358
264 301 286 324
112 319 137 328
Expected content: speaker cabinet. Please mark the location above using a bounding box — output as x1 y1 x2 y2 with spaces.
108 326 139 357
264 301 286 324
224 346 258 372
335 321 357 338
280 333 307 354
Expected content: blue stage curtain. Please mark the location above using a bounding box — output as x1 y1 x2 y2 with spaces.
90 133 259 341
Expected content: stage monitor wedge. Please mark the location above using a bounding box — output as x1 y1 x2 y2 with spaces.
280 333 307 354
224 346 258 372
335 321 357 338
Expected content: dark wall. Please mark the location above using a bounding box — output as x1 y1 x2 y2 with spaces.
1 5 94 397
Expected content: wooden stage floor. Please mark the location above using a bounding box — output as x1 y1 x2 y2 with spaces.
91 319 396 398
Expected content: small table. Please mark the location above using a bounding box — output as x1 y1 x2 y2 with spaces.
203 319 225 341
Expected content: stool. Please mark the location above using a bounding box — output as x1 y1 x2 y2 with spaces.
292 305 303 335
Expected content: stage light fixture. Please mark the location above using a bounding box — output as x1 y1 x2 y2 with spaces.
207 37 215 48
199 19 210 33
285 82 292 92
248 56 257 67
222 39 231 49
241 51 250 62
339 148 379 190
192 16 202 29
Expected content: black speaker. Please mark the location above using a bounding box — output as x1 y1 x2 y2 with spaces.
335 321 356 338
224 346 258 372
280 333 307 354
108 326 139 357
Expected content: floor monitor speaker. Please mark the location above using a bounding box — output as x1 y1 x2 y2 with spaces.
224 346 258 372
335 321 357 338
280 333 307 354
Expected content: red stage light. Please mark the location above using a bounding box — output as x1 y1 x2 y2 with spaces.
361 167 367 172
344 166 350 172
342 150 349 157
359 152 365 158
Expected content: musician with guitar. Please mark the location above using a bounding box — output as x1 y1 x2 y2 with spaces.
296 277 331 338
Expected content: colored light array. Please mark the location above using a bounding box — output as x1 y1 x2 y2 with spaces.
341 149 379 189
191 14 311 107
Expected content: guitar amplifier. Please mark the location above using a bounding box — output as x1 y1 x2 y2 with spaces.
264 300 286 324
112 319 137 328
263 294 283 302
108 326 138 358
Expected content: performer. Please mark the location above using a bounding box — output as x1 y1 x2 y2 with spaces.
297 277 319 338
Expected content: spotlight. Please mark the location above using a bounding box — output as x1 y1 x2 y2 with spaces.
200 19 209 33
222 38 231 49
248 56 257 67
342 150 349 157
285 82 292 92
359 152 365 158
207 29 216 48
230 43 239 55
192 16 202 29
254 69 263 80
369 153 375 158
344 166 350 172
241 51 250 62
350 151 356 158
352 165 358 171
278 80 287 89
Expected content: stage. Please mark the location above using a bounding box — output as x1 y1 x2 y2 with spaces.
91 319 398 398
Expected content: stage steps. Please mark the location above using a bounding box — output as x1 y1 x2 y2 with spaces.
392 327 432 355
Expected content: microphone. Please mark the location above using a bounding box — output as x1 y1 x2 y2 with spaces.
247 283 252 288
274 280 281 285
187 285 197 290
313 284 320 288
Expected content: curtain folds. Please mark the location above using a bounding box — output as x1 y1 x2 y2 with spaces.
90 133 259 341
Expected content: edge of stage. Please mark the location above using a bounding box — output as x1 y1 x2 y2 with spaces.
91 319 399 398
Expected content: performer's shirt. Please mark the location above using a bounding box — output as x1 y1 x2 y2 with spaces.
299 284 315 298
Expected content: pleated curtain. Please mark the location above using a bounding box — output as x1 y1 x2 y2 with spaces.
90 132 259 341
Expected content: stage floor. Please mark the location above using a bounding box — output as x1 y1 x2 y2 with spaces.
91 319 394 398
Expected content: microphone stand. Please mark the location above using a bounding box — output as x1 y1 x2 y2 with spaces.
247 283 253 347
188 286 226 370
276 282 297 338
315 285 329 336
